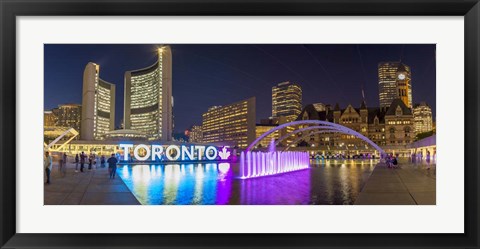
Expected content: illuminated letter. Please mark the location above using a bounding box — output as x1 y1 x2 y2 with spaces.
134 144 151 161
218 146 231 160
205 146 218 160
194 146 205 159
119 144 133 161
165 145 181 161
181 145 195 161
151 145 163 161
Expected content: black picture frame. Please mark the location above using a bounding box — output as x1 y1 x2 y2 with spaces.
1 0 479 248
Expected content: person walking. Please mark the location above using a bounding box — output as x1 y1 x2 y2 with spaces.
95 154 99 170
80 152 86 172
44 151 53 184
426 151 431 170
60 152 67 177
107 154 118 179
88 153 93 171
75 153 79 172
58 153 64 175
100 155 106 168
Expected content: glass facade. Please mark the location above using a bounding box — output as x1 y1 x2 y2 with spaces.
202 97 256 148
378 62 412 108
94 79 115 140
130 62 162 140
189 125 203 143
413 102 433 134
272 81 302 122
81 62 115 141
125 46 172 141
255 125 279 148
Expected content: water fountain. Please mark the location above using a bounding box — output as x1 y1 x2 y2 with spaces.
239 151 310 179
268 137 276 152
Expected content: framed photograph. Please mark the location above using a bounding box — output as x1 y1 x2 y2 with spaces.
1 0 479 248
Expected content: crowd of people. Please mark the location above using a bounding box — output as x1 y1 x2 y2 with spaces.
43 151 119 184
385 154 399 168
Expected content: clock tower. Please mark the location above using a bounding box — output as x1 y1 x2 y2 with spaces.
395 64 412 108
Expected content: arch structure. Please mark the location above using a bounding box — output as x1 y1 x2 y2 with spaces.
44 128 79 151
246 120 385 156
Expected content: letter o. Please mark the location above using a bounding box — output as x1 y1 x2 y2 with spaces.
165 145 181 161
205 146 218 160
134 144 151 161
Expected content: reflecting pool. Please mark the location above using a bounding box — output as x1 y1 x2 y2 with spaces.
116 159 379 205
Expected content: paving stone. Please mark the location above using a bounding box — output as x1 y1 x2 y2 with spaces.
410 192 436 205
355 162 436 205
44 162 140 205
355 192 416 205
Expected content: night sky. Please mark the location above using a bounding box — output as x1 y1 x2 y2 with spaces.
44 44 436 133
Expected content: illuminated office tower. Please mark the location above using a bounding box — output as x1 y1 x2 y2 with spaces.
272 81 302 122
378 62 412 108
202 97 256 148
44 111 56 127
413 102 433 134
124 46 173 141
255 124 279 148
81 62 116 140
52 104 82 132
189 125 203 143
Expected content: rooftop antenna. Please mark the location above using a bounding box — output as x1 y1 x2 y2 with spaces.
361 83 367 106
399 44 405 63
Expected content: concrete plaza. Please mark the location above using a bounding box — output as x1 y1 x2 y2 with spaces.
355 162 436 205
44 162 140 205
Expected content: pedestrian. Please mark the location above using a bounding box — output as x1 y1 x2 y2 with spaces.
80 152 86 172
426 151 431 170
107 154 118 179
100 155 106 168
95 154 99 169
58 153 64 175
88 153 93 170
44 151 53 184
392 156 398 168
60 152 67 177
75 153 79 172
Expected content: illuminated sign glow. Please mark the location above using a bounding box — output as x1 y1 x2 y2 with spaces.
119 144 230 162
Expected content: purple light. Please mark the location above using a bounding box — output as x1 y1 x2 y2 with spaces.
239 151 310 179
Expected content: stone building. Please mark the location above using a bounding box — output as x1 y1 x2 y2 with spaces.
296 99 414 152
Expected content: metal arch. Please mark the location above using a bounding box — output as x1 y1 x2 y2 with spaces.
45 128 79 151
246 120 385 155
275 126 338 146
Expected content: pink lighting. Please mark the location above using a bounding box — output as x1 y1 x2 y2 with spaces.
239 151 310 179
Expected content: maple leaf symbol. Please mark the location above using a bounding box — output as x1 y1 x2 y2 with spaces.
218 147 231 160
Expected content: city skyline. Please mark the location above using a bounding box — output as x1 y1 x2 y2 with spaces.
44 44 436 132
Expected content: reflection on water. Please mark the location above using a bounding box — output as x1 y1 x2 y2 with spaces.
117 159 379 205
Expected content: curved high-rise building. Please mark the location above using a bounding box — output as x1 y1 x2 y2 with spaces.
81 62 116 140
124 46 173 141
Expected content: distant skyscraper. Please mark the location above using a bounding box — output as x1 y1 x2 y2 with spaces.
52 104 82 132
81 62 116 140
413 102 433 134
189 125 203 143
378 62 412 108
255 124 279 148
272 81 302 122
202 97 256 148
124 46 173 141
